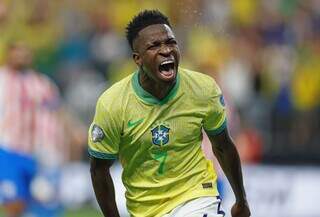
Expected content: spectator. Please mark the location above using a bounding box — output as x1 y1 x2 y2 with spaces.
0 42 78 217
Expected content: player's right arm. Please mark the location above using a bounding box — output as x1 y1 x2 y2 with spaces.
90 157 120 217
88 95 121 217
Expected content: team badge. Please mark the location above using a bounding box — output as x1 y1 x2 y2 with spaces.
151 125 170 146
91 124 105 142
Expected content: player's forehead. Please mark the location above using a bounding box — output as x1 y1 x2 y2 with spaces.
134 24 175 47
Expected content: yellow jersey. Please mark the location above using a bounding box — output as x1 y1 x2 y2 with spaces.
88 67 227 217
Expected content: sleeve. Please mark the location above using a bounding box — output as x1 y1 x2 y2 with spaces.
203 80 227 136
88 96 121 160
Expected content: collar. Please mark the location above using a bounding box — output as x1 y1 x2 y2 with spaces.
131 70 180 105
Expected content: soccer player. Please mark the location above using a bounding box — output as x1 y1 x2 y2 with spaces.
89 10 251 217
0 42 66 217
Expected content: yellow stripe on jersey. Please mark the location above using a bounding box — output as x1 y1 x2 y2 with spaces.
88 67 227 217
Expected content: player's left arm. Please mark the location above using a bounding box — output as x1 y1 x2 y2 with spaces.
208 129 251 217
203 76 250 216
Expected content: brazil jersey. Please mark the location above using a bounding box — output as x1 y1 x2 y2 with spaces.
88 67 227 217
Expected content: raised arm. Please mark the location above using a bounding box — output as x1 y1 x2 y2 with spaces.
90 157 120 217
208 129 251 217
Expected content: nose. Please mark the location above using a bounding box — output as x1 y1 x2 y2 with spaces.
159 44 172 56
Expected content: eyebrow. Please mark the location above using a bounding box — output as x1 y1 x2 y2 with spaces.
147 37 175 46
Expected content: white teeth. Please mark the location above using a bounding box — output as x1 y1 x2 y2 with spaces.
160 60 174 65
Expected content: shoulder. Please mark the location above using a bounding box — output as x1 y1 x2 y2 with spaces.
33 71 56 86
96 73 133 113
27 70 60 94
0 66 9 79
179 67 221 98
0 66 6 73
0 67 7 88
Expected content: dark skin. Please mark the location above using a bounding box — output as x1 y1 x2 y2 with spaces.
90 157 120 217
132 24 180 100
209 129 251 217
90 23 250 217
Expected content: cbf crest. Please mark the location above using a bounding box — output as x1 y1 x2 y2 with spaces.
151 124 170 146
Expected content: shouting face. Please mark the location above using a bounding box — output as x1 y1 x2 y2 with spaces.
132 24 180 84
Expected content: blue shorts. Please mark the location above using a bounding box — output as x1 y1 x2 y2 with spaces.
0 147 37 204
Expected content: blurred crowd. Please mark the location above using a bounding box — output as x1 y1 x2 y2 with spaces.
0 0 319 165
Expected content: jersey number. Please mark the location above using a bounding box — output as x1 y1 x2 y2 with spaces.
153 151 167 175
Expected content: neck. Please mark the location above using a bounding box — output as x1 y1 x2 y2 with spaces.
139 71 175 100
7 64 28 73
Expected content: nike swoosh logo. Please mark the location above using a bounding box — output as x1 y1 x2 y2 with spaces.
128 118 144 128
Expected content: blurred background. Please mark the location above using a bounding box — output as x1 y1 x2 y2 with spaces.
0 0 319 216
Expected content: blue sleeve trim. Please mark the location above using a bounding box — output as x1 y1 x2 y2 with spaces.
205 119 227 136
88 148 117 160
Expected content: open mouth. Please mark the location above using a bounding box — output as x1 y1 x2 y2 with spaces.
159 60 175 79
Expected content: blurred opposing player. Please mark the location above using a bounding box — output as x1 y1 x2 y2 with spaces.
89 10 250 217
0 42 66 217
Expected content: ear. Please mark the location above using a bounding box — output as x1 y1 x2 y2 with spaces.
133 52 142 66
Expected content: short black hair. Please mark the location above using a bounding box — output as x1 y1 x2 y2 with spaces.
126 9 171 50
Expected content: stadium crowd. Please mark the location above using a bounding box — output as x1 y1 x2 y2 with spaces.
0 0 319 216
0 0 319 163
